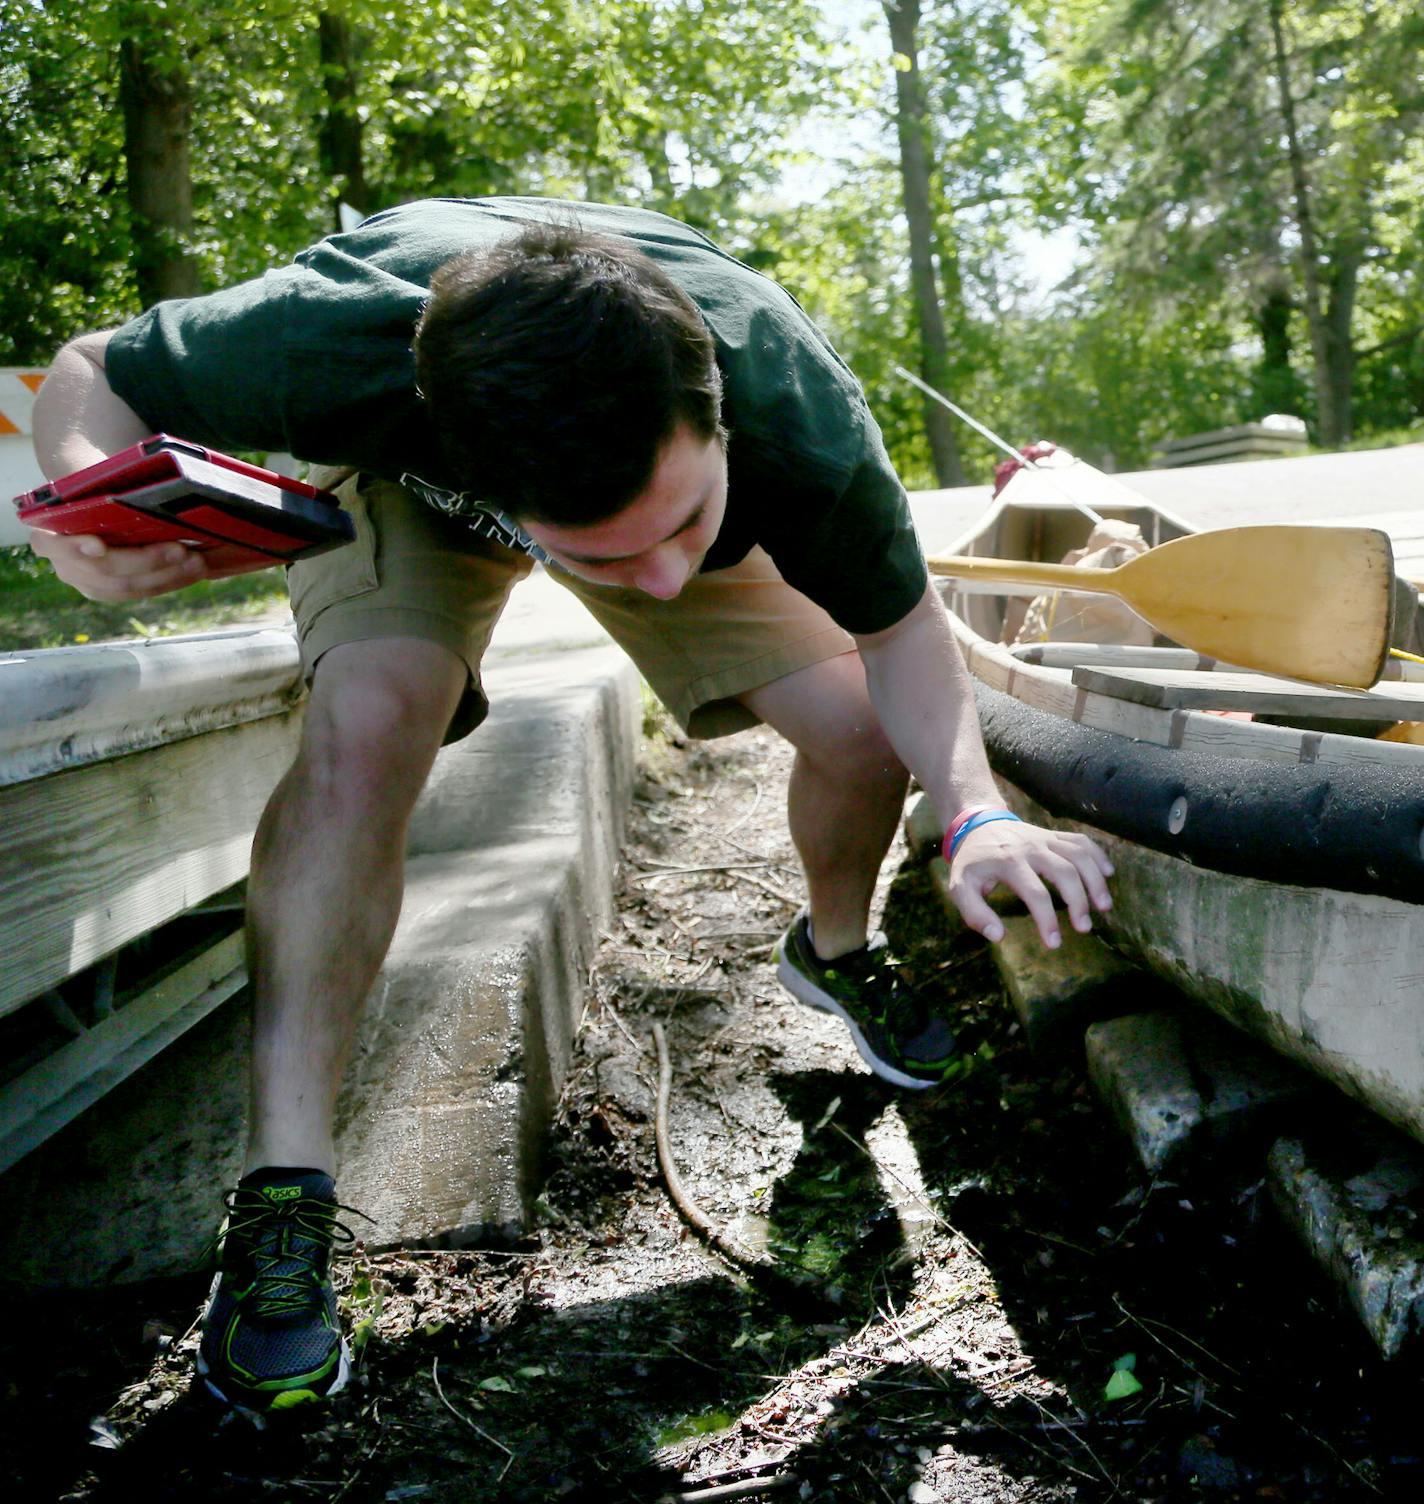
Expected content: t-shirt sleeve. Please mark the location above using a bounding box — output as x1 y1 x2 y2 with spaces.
104 271 303 455
750 415 929 636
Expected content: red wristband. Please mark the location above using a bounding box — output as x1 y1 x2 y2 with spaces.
941 804 1005 863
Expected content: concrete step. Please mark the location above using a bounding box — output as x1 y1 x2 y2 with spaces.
1086 1009 1317 1177
0 578 639 1284
335 646 640 1249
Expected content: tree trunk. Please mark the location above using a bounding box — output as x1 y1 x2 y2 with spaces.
883 0 964 486
319 10 369 226
118 35 199 306
1250 279 1304 417
1320 245 1362 444
1266 0 1352 444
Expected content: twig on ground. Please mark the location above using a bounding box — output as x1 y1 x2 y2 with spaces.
652 1022 836 1315
633 859 781 882
723 778 764 837
1111 1294 1241 1378
652 1023 775 1270
431 1357 514 1481
599 996 647 1056
1024 1391 1121 1492
668 1474 800 1501
330 1403 385 1504
1279 1408 1385 1498
728 870 802 907
829 1122 990 1266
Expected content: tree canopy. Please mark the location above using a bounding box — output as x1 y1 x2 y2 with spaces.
1 0 1420 482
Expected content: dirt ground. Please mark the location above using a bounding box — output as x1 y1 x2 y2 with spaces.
5 715 1423 1503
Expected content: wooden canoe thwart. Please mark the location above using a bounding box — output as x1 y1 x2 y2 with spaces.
916 450 1424 1149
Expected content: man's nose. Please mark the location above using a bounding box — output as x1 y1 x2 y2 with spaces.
632 548 689 600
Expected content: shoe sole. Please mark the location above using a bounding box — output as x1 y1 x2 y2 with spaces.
775 942 938 1091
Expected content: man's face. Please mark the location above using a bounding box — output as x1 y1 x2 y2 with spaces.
521 423 728 600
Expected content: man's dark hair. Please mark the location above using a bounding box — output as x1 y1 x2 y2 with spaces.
413 222 724 525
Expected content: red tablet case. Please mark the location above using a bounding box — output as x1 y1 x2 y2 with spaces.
15 435 354 578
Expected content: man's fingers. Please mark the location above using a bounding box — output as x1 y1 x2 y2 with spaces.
949 822 1116 951
1034 850 1093 935
950 882 1007 944
79 554 206 601
950 863 1058 947
84 541 197 578
26 531 204 600
1017 881 1063 949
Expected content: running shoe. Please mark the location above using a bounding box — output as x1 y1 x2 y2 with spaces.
775 908 960 1090
198 1167 355 1413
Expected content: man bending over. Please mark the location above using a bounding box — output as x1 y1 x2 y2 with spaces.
30 199 1113 1413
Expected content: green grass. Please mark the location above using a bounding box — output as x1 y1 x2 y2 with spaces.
0 546 290 651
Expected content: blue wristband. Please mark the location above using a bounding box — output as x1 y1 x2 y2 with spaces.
948 809 1022 860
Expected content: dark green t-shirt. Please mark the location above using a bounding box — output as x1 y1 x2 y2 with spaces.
106 197 926 633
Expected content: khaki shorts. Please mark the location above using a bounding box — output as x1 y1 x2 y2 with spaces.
288 472 856 743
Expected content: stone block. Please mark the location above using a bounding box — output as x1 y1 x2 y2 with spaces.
1087 1010 1316 1177
1268 1128 1424 1360
991 913 1145 1053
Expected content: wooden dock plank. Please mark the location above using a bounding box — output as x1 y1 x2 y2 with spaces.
0 710 301 1018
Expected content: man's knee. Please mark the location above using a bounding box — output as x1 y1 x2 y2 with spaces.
298 638 468 798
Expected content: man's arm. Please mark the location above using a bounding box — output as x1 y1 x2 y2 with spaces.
28 330 207 600
854 580 1114 948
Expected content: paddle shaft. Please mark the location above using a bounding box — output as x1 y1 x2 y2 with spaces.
927 555 1122 592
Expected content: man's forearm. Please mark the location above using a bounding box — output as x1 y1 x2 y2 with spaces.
32 330 149 478
854 581 1003 826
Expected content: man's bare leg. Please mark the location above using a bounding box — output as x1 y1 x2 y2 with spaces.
243 638 467 1175
739 650 908 959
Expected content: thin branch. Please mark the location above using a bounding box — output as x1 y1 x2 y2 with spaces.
430 1357 515 1482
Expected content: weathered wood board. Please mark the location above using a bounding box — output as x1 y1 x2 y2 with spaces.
1072 665 1424 721
0 709 302 1018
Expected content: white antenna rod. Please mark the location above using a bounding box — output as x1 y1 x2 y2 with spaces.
893 365 1102 525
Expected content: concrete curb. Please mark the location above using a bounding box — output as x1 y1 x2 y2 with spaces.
335 643 640 1249
0 575 640 1283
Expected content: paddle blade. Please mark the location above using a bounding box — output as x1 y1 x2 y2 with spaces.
1119 526 1394 688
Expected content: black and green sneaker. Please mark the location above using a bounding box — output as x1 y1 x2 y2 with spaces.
775 908 960 1090
198 1168 356 1414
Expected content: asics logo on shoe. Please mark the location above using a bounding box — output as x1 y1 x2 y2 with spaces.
264 1185 302 1201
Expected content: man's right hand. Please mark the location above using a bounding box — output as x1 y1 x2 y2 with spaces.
28 529 207 601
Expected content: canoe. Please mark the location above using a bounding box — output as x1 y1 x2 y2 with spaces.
911 448 1424 1148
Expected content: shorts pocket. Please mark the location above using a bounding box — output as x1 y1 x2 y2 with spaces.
286 480 380 628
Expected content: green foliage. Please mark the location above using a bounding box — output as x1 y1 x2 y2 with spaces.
0 0 833 365
1031 0 1424 445
0 0 1419 483
0 546 289 650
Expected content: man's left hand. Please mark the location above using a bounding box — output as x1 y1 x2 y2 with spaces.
945 818 1114 949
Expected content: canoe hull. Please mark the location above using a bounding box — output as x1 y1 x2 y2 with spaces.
1000 783 1424 1147
915 458 1424 1147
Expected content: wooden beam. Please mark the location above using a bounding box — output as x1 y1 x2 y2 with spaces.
0 931 246 1174
0 628 302 787
1072 665 1424 721
0 709 301 1018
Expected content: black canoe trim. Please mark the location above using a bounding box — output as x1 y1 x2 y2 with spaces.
971 677 1424 904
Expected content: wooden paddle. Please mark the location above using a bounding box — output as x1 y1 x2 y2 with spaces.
927 524 1395 688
